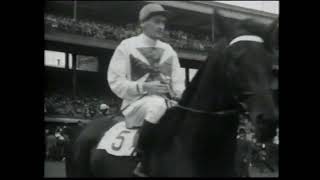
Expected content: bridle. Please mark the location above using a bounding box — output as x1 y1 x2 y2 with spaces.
164 96 243 117
164 35 273 118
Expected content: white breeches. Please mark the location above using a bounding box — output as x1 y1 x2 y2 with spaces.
122 95 167 128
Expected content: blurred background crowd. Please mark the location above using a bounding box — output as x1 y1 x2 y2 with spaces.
44 92 120 119
235 116 279 176
45 14 214 51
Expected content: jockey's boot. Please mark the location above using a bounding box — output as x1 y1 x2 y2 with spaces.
133 121 156 177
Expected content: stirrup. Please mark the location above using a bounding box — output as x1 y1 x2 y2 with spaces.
133 162 149 177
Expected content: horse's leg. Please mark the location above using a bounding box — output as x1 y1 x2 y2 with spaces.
69 119 117 177
69 139 94 177
69 130 102 177
151 137 194 177
90 149 137 177
65 140 76 177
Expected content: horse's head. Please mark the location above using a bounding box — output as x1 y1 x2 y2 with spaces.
214 12 279 142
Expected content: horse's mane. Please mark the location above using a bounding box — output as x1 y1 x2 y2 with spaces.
179 38 229 106
178 61 205 106
155 39 230 149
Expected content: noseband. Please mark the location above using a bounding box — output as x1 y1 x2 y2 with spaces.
229 35 264 46
165 35 270 118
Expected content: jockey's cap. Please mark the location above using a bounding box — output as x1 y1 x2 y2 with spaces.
139 3 169 22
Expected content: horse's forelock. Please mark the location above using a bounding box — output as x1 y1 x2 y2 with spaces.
241 19 267 36
215 13 269 46
242 18 279 52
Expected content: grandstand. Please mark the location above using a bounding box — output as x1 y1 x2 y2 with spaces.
44 1 277 102
44 0 278 122
44 1 278 177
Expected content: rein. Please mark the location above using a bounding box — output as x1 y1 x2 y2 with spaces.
163 96 245 118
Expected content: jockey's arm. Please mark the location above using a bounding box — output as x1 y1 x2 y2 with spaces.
107 42 145 101
170 54 185 100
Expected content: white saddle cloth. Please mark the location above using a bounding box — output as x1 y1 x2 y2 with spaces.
96 121 138 156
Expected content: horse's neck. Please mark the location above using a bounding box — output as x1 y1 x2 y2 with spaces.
154 43 238 175
187 58 232 110
170 47 237 172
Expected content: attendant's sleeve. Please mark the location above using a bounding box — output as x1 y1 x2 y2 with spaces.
107 42 144 100
171 51 186 99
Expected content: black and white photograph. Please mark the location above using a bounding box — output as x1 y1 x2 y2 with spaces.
44 1 279 177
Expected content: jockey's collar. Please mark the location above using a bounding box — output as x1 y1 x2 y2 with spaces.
141 33 158 47
229 35 264 46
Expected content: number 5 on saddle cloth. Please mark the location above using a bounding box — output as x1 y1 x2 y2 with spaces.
96 121 139 157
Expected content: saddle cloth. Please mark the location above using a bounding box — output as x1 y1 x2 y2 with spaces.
96 121 139 156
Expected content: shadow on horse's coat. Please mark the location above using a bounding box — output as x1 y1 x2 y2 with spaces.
67 13 278 177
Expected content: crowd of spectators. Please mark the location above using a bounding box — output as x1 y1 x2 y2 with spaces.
45 125 70 161
235 116 279 176
45 14 214 51
44 92 120 119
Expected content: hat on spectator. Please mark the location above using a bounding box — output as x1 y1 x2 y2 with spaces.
100 104 110 110
139 3 169 22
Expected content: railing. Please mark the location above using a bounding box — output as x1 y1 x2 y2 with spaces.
45 116 90 124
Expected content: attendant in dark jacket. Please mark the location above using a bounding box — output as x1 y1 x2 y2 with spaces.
235 128 252 177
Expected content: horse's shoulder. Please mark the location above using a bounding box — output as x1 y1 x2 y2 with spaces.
154 107 183 145
78 116 122 143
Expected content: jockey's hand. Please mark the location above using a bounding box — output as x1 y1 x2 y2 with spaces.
142 81 169 96
168 99 178 108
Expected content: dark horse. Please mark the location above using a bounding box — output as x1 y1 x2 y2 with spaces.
66 13 279 177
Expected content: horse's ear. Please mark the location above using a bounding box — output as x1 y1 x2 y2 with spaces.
268 18 279 50
214 11 229 37
262 18 279 52
213 11 224 26
241 19 268 37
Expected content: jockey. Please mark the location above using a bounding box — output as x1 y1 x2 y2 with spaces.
107 3 185 176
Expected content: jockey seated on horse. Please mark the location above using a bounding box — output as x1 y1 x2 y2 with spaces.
107 3 185 177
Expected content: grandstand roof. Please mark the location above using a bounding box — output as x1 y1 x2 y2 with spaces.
196 1 278 17
45 1 278 61
148 1 277 24
47 1 208 32
45 1 278 33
